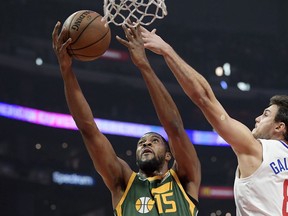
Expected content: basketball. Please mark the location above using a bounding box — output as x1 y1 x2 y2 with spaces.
62 10 111 61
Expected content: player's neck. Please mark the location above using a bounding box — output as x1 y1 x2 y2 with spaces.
138 168 169 179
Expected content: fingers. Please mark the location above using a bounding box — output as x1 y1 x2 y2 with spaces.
62 37 72 52
122 24 135 41
52 21 61 50
58 26 68 45
139 25 149 33
52 21 73 58
116 25 130 48
118 23 143 48
52 21 61 40
116 35 129 47
134 24 141 38
123 22 142 39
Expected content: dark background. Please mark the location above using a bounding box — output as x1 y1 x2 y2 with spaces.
0 0 287 215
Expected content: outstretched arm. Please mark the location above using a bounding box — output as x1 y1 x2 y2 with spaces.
116 25 201 200
52 22 132 206
140 27 262 176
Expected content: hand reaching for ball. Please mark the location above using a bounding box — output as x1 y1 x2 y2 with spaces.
52 21 73 73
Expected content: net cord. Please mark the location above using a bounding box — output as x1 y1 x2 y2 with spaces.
103 0 167 27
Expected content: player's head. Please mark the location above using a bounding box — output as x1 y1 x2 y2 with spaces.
136 132 172 174
269 95 288 140
252 95 288 141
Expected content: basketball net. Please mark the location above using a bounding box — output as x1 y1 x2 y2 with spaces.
103 0 167 27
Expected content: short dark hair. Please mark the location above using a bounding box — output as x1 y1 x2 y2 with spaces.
269 95 288 141
143 132 171 153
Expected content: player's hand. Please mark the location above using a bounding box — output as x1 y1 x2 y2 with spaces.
116 24 149 68
52 21 73 73
140 26 170 56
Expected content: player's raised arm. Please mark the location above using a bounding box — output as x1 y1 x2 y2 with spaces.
140 27 259 156
52 21 132 207
117 25 201 200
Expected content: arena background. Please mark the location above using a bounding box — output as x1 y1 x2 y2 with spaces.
0 0 287 215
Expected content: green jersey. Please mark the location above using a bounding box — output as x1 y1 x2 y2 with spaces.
114 169 199 216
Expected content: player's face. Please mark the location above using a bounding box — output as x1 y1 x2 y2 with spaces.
136 133 167 172
252 104 280 139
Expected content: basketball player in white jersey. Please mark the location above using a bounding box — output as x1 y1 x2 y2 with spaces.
140 26 288 215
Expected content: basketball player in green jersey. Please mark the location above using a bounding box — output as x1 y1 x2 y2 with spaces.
52 21 200 216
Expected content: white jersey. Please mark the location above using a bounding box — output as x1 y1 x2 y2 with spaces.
234 139 288 216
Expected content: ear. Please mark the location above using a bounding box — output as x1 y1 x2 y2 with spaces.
165 152 172 161
275 122 286 132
